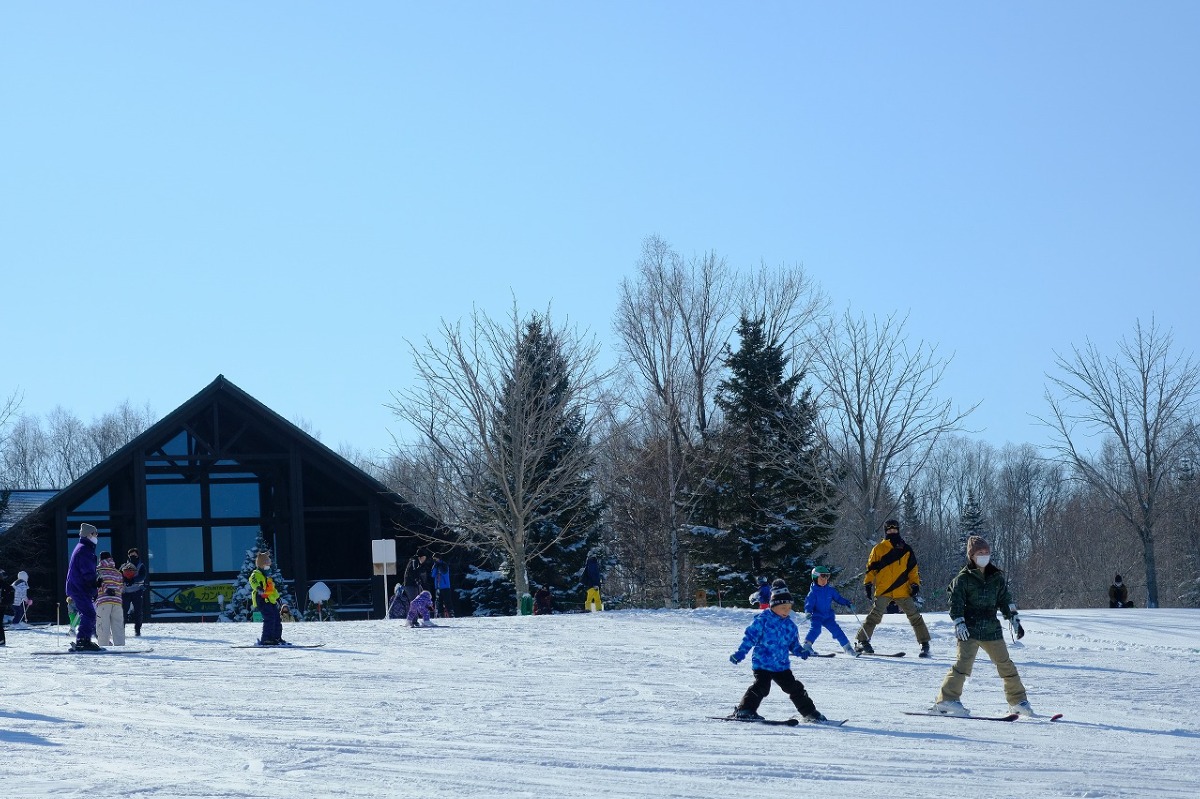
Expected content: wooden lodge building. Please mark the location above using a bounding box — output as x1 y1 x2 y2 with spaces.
0 376 444 622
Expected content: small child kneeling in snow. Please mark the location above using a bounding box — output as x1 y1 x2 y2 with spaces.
406 590 434 627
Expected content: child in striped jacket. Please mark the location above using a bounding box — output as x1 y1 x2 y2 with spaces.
95 552 126 647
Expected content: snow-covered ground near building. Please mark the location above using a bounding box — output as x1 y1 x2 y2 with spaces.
2 607 1197 798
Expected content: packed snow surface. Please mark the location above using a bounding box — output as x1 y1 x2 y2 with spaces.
2 608 1197 797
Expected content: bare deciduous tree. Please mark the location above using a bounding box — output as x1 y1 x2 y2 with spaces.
814 310 977 545
1041 319 1200 608
387 303 608 613
613 235 735 605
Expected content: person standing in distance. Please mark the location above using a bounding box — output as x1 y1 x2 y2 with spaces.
66 523 102 651
121 548 148 636
854 519 932 657
583 554 603 612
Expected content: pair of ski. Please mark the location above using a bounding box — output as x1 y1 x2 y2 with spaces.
32 647 155 656
904 711 1064 722
231 642 325 649
712 714 847 727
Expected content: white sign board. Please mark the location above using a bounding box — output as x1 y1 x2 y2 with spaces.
371 538 397 565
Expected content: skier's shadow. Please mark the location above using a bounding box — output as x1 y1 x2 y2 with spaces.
0 729 60 746
1020 659 1153 677
1053 719 1200 738
0 710 71 746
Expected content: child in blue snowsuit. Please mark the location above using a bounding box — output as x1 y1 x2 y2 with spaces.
802 566 858 657
749 576 771 609
729 579 827 723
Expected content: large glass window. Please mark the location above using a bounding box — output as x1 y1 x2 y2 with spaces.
210 483 260 518
148 527 204 573
65 533 113 564
72 487 110 513
147 483 202 519
211 525 260 571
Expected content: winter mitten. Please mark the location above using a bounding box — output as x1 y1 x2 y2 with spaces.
1011 615 1024 639
804 612 812 622
730 653 743 665
864 584 874 600
953 618 970 641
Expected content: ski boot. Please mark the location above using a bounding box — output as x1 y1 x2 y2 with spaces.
930 699 969 717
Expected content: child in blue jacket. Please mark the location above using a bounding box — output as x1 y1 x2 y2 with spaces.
748 576 771 609
729 580 828 723
802 566 858 657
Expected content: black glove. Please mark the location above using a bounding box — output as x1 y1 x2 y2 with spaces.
910 583 920 596
1011 615 1025 639
864 584 874 600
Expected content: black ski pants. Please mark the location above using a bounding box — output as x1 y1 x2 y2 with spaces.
738 669 818 717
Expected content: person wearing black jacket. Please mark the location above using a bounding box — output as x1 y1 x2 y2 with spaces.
121 548 149 636
403 551 432 599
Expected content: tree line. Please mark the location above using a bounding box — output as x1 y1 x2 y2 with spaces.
5 238 1198 614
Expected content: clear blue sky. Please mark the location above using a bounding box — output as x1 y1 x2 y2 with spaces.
3 3 1197 459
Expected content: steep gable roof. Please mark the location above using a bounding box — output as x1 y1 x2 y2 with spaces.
22 375 439 532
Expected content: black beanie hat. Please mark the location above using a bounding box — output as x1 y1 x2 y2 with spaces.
769 579 793 607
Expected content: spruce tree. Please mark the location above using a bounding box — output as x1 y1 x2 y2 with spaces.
472 316 606 615
689 316 837 600
220 532 299 622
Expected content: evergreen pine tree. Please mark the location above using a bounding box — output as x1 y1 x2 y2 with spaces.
689 316 838 600
220 532 299 622
953 490 986 571
472 317 606 615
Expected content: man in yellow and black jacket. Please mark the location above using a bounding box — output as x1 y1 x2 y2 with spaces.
853 519 932 657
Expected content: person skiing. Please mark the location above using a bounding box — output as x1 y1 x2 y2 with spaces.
801 566 858 657
65 523 102 651
583 554 603 612
430 555 453 617
1109 575 1130 608
121 547 148 636
930 535 1034 717
728 579 829 723
854 519 932 658
249 551 288 646
95 552 125 647
10 570 30 627
406 589 434 628
749 576 771 609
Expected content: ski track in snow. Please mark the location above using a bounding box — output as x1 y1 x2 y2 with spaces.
2 608 1198 797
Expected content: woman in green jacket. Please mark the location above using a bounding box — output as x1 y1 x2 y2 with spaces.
930 535 1034 717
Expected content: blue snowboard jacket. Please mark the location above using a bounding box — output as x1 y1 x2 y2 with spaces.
731 609 808 672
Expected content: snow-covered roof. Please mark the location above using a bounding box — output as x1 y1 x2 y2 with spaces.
0 489 59 535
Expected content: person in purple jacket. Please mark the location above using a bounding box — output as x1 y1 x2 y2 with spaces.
728 580 827 723
406 589 434 627
801 566 858 657
65 523 102 651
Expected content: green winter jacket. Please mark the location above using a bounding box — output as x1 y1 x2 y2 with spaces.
946 563 1017 641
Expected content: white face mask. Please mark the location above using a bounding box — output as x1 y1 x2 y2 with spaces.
974 554 991 567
